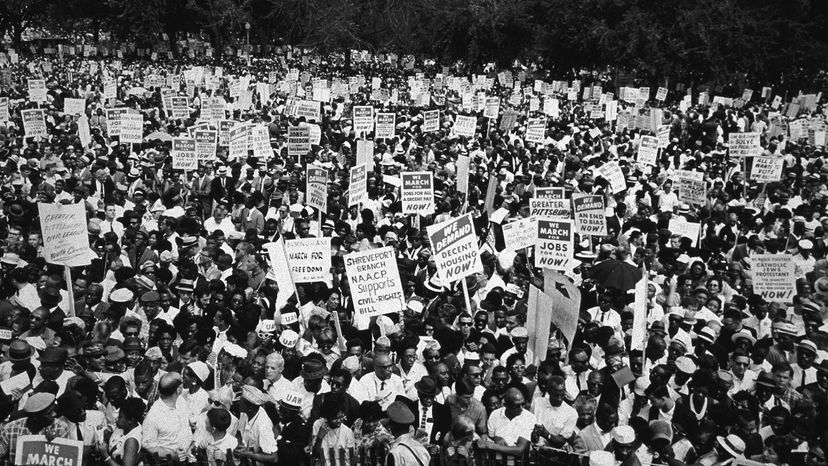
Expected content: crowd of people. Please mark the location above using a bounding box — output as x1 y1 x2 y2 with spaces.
0 45 823 466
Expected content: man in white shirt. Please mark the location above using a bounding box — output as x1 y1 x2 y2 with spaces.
290 357 330 418
499 327 534 366
265 352 292 402
396 343 428 401
236 386 279 464
533 376 577 446
203 206 237 237
142 372 193 461
360 353 405 410
482 387 536 455
99 204 125 239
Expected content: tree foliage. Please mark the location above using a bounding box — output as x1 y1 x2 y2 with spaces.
2 0 828 83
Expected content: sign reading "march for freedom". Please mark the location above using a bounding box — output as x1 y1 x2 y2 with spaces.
427 213 482 283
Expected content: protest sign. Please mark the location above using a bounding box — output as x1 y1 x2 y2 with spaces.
228 124 248 160
401 172 435 215
349 164 368 207
452 115 476 138
28 79 47 103
526 286 552 366
218 120 234 146
750 156 784 182
284 237 331 283
423 110 440 133
631 275 648 351
500 109 519 131
502 216 538 252
655 87 668 101
541 271 581 353
105 108 128 137
573 195 607 236
287 126 311 157
263 239 296 310
356 139 374 171
668 218 700 246
483 97 500 119
530 188 571 219
677 170 706 205
250 125 272 159
64 98 86 116
525 117 546 144
352 106 374 134
596 161 626 194
345 247 405 317
171 97 189 119
426 213 483 283
656 125 671 148
729 132 761 158
306 165 328 212
21 109 47 138
172 137 197 170
119 113 144 144
375 112 396 139
15 436 83 466
296 99 321 121
536 219 573 271
637 135 659 165
78 116 91 147
0 97 8 123
456 155 470 194
752 254 797 303
39 202 92 266
103 79 117 101
195 129 218 161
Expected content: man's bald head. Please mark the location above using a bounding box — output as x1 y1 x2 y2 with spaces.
158 372 182 397
505 387 524 405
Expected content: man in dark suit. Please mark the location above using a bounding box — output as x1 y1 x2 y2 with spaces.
606 203 627 238
396 376 451 449
309 367 360 427
209 165 234 211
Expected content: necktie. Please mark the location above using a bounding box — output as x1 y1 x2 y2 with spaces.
802 370 807 387
421 406 428 429
576 374 582 391
380 381 386 391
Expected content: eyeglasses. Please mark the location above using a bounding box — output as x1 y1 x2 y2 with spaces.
459 321 472 327
209 399 223 406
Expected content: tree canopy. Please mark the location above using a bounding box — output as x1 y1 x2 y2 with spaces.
2 0 827 83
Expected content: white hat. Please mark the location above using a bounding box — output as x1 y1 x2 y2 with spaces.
716 434 746 458
222 342 248 359
279 329 299 348
281 391 303 409
510 327 529 339
280 312 299 325
611 426 636 444
342 355 361 373
256 319 277 337
110 288 134 303
676 356 697 374
589 451 615 466
187 361 210 383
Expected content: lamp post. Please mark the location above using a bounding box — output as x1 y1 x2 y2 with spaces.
245 22 250 47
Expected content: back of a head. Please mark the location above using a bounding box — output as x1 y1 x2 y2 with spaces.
158 372 182 397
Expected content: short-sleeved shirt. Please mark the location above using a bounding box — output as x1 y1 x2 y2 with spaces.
532 397 577 440
446 394 487 436
0 418 72 461
241 407 278 455
486 407 537 446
